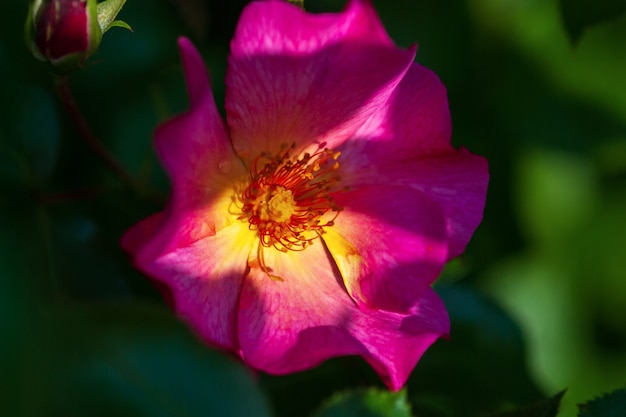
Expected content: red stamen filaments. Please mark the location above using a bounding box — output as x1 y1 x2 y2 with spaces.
239 142 344 253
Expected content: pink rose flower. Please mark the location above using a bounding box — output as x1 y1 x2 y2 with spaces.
123 0 488 389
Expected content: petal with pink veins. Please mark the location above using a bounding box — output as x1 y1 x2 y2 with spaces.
146 221 256 350
237 241 449 390
335 59 488 261
238 243 361 373
389 151 489 260
344 150 488 260
354 287 449 390
348 62 453 159
226 0 415 160
323 185 448 313
121 212 165 255
156 37 245 200
129 37 247 262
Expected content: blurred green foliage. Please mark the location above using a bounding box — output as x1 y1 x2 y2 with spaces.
312 389 412 417
487 390 565 417
20 304 273 417
578 387 626 417
560 0 626 42
1 0 625 416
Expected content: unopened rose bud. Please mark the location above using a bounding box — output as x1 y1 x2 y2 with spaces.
25 0 130 73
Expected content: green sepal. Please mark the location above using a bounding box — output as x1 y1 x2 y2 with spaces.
86 0 103 54
97 0 132 33
106 19 132 32
23 0 45 62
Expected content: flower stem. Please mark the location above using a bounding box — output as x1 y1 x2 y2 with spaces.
55 75 139 191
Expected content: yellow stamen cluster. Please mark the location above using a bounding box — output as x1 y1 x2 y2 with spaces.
239 142 344 253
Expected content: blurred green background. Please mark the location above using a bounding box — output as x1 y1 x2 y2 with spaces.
1 0 625 416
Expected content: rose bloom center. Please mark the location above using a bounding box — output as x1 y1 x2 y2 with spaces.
238 143 344 254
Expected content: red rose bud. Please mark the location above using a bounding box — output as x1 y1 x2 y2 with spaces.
25 0 100 72
25 0 130 73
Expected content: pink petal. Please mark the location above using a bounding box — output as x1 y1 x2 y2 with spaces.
354 288 449 390
177 37 212 109
120 212 176 308
128 38 247 263
349 62 453 158
397 151 489 259
120 212 165 255
122 38 255 350
346 150 488 260
237 242 449 390
332 60 489 261
145 222 255 350
225 0 415 161
156 37 245 197
238 244 362 371
323 185 448 313
231 0 396 56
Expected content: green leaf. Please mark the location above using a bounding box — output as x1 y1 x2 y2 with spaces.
560 0 626 42
312 389 413 417
17 304 273 417
578 387 626 417
260 356 382 417
486 391 566 417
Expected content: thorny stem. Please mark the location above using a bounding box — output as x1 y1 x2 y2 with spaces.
55 75 140 191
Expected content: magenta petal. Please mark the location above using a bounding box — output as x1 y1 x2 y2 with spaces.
335 59 489 261
395 151 489 259
238 245 363 373
130 38 246 263
177 37 211 109
348 151 488 260
156 37 244 193
237 244 449 390
120 212 165 255
324 185 448 313
231 0 396 56
349 62 453 158
354 288 449 390
144 222 254 350
225 0 415 160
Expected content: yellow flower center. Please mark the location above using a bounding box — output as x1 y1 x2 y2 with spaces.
239 142 344 253
258 186 296 223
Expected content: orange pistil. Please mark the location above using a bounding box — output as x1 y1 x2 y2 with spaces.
239 142 344 254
